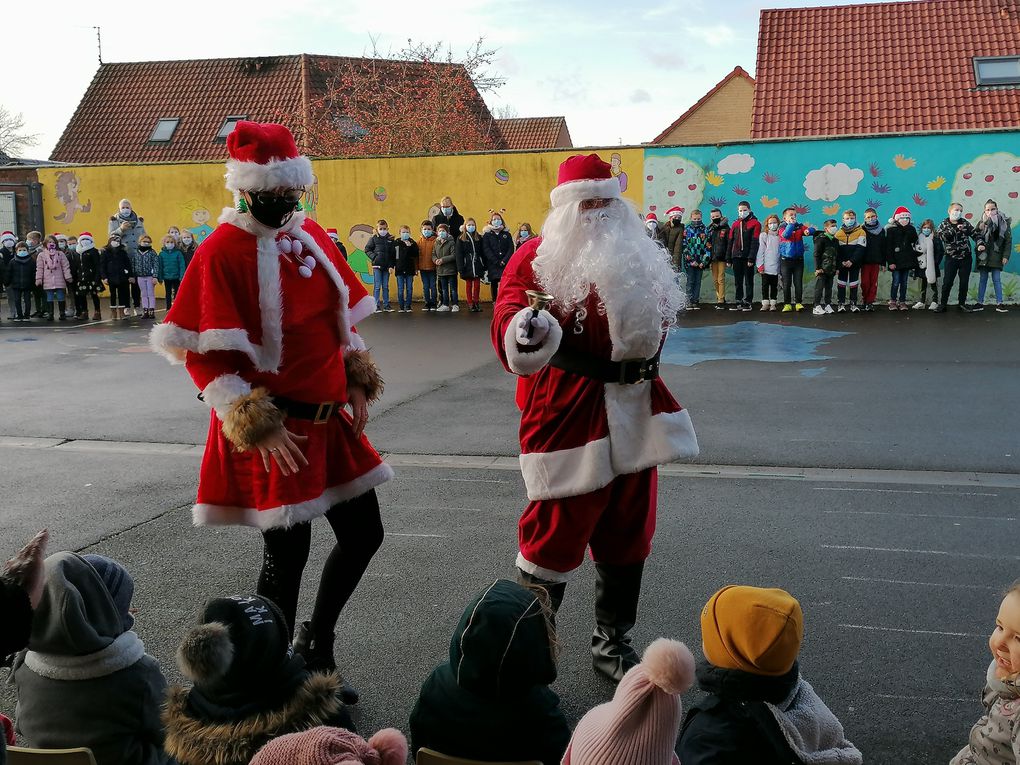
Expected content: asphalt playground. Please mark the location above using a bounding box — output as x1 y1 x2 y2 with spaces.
1 303 1018 764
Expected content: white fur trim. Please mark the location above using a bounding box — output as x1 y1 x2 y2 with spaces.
604 385 700 474
202 374 253 419
349 294 376 325
502 309 563 376
345 331 367 354
24 631 145 681
520 437 613 501
224 155 313 193
291 226 353 347
549 177 622 209
516 552 573 583
192 462 394 530
253 232 284 372
150 322 261 367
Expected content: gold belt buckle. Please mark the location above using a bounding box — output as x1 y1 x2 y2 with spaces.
313 402 336 424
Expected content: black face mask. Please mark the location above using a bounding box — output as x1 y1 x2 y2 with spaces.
247 193 299 229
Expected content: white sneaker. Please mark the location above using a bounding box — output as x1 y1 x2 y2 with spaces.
824 304 835 314
929 300 939 311
769 300 778 311
837 304 846 313
437 305 450 312
850 303 860 313
812 305 824 315
760 302 769 311
451 304 460 312
912 301 925 310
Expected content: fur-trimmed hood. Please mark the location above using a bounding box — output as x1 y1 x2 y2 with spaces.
163 672 348 765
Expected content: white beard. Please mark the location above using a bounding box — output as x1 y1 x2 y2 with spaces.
532 198 685 360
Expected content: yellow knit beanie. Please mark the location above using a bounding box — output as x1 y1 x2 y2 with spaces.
700 585 803 676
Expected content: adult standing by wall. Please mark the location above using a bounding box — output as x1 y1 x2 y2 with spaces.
108 199 146 317
482 211 514 305
490 153 698 683
973 199 1012 313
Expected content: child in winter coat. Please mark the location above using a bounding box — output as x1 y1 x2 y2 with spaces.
457 218 486 312
885 206 919 311
833 209 866 312
914 218 943 310
364 220 396 312
678 585 862 765
157 235 187 312
778 208 816 312
974 199 1012 313
130 235 160 318
418 220 438 311
756 214 782 311
482 211 515 305
811 220 839 315
164 595 353 765
729 201 760 311
5 242 36 321
707 209 731 309
394 225 419 313
251 726 407 765
101 234 133 320
860 208 886 311
35 235 73 321
179 231 198 269
13 552 169 765
516 222 535 249
433 224 459 312
410 579 570 765
952 580 1020 764
682 210 710 309
936 203 978 313
562 639 694 765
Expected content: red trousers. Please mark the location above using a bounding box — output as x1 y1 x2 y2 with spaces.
517 468 657 581
464 278 481 303
861 263 881 305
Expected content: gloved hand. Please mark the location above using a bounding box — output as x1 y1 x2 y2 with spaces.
514 307 552 346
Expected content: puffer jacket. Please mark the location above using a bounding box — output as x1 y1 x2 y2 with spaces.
100 246 134 286
482 229 515 280
756 231 781 275
951 662 1020 765
130 247 159 279
6 253 37 290
975 214 1013 270
35 250 72 289
365 233 397 268
456 234 486 279
662 219 686 269
682 221 710 268
707 217 731 262
778 222 815 260
433 236 458 277
729 213 762 265
418 236 437 273
393 238 419 276
884 222 920 270
157 247 186 281
108 212 146 257
813 233 839 275
78 248 105 292
862 222 886 265
938 217 977 261
410 579 570 765
833 224 866 267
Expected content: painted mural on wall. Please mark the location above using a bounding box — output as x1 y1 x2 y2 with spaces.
52 171 91 224
645 133 1020 300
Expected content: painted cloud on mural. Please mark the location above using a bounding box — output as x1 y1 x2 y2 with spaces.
717 153 755 175
950 152 1020 223
803 163 865 202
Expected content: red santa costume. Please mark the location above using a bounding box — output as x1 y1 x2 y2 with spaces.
491 153 698 682
150 122 390 694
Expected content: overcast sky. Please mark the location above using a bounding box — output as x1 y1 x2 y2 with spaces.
8 0 885 159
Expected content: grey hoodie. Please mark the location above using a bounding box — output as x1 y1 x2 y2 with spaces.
13 552 169 765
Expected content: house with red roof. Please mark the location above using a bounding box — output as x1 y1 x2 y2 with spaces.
496 117 573 150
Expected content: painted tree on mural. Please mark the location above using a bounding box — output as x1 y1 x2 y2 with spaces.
279 38 506 157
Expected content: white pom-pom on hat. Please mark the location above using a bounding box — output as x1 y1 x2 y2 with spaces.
641 638 695 695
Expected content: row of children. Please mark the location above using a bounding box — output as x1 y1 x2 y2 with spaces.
362 207 532 313
648 199 1012 314
0 230 195 322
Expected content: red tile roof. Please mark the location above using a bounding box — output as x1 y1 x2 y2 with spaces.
496 117 572 149
51 55 504 163
752 0 1020 138
651 67 755 143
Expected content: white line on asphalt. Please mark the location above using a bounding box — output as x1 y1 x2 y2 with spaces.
385 532 448 538
394 476 510 484
825 510 1014 521
389 504 488 512
841 576 1000 590
816 487 998 497
871 694 972 703
840 624 985 637
824 544 1020 560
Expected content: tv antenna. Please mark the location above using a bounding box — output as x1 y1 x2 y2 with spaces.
95 26 103 64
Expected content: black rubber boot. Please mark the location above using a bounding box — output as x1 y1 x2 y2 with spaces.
517 569 566 613
293 620 360 705
591 561 644 683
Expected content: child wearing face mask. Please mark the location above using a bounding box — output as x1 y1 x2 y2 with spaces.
833 210 866 312
130 235 160 319
729 202 760 311
5 242 36 321
974 199 1012 313
913 219 943 310
777 208 816 312
757 214 782 311
516 222 535 250
76 233 105 320
458 218 485 312
35 236 73 321
811 220 839 315
179 231 197 269
645 212 662 240
885 207 919 311
394 225 419 313
951 581 1020 765
707 209 731 309
433 224 459 312
100 235 133 320
158 235 187 312
860 208 885 311
482 211 515 305
682 210 710 309
25 231 46 317
936 203 978 313
417 220 438 311
365 220 396 313
167 226 182 244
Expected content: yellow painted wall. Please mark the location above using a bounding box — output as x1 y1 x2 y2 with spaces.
656 76 754 145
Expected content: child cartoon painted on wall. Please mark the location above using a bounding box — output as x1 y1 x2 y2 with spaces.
348 224 376 285
52 171 92 224
181 200 214 243
303 175 320 220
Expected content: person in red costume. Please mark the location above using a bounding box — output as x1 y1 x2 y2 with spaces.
150 121 392 702
491 153 699 683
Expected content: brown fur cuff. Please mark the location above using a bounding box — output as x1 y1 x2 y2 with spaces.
345 349 384 404
220 387 285 451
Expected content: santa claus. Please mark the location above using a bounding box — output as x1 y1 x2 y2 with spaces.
491 153 698 683
150 121 391 701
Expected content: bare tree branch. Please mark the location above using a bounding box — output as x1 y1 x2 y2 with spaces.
0 107 40 157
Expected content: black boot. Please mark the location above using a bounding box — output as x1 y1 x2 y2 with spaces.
293 620 360 705
591 561 644 683
517 569 566 613
58 301 67 320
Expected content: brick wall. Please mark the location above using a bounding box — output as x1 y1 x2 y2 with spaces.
0 167 42 238
657 77 754 145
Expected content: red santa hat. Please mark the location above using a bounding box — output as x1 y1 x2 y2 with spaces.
224 121 313 194
645 212 658 222
894 206 911 221
326 227 339 241
0 231 14 245
549 153 623 209
665 206 683 219
78 232 94 248
54 232 66 242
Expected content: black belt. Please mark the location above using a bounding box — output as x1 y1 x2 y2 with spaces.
273 396 342 424
549 347 661 385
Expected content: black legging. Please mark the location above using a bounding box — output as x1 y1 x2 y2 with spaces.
257 489 383 640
